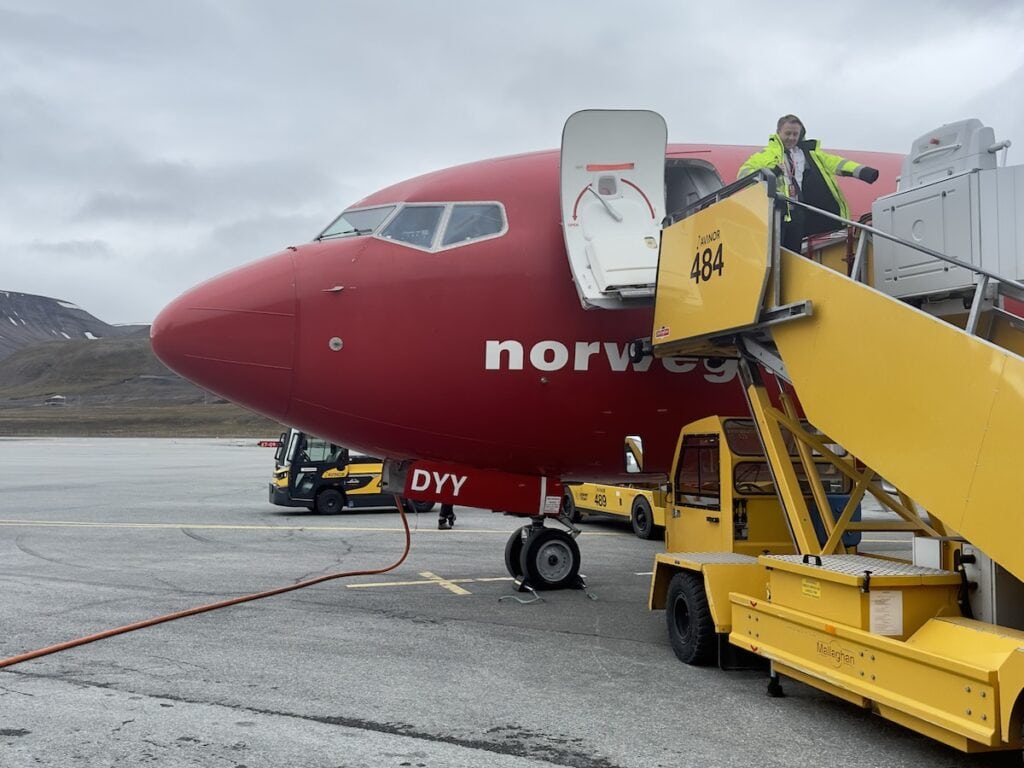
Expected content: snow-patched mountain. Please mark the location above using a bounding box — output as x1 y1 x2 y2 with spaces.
0 290 145 360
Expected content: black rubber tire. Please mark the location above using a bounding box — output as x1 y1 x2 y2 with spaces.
316 488 345 515
666 571 716 665
519 528 580 590
562 493 581 523
628 339 647 365
631 497 656 539
504 526 527 579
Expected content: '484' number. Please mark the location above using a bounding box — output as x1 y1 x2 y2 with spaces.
690 243 724 284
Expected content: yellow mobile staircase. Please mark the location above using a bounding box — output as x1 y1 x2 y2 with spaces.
648 171 1024 753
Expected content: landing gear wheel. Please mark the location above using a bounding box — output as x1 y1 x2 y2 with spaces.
562 493 581 523
316 489 344 515
519 528 580 590
666 571 715 665
631 497 656 539
504 526 527 579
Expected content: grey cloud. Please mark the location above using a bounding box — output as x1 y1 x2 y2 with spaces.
20 239 116 262
71 157 341 225
1 0 1022 324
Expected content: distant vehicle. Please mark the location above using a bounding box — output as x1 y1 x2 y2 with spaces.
563 436 667 539
270 428 435 515
43 394 66 406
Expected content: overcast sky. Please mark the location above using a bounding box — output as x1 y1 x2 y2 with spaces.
3 1 1023 324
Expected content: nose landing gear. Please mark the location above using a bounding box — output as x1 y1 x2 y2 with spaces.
503 515 585 591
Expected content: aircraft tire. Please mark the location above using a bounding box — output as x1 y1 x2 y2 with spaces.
562 493 581 523
316 488 345 515
504 527 527 579
519 528 580 590
666 571 715 665
631 498 656 539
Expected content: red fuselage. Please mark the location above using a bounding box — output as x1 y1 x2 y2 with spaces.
151 143 901 483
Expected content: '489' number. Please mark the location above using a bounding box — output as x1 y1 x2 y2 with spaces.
690 243 724 284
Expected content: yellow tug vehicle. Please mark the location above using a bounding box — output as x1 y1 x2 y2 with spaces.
563 437 667 539
644 118 1024 754
270 428 434 515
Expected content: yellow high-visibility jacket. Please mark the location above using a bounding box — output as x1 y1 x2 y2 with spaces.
738 134 863 234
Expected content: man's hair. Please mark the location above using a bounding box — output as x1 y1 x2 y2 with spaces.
777 114 805 134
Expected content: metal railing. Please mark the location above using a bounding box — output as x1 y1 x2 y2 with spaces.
660 169 1024 345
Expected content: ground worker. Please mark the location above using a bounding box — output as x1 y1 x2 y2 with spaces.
438 503 456 530
738 114 879 252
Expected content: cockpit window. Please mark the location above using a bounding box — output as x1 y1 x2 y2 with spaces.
316 201 507 252
380 205 445 249
441 204 505 246
317 205 396 241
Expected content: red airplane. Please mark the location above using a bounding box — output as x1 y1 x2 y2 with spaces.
151 111 901 588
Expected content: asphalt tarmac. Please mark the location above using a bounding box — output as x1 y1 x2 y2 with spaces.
0 438 997 767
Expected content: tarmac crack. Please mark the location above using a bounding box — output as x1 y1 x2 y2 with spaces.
14 537 92 570
0 684 36 697
2 670 625 768
111 718 135 734
179 528 235 547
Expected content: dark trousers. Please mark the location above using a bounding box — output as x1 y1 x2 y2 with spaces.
439 504 455 521
781 205 805 253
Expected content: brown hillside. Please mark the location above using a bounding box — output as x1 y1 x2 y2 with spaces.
0 336 202 402
0 333 283 438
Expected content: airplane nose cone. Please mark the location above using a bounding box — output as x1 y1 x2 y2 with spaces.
151 251 296 422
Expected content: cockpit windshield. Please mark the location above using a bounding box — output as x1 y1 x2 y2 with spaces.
317 205 396 241
314 201 507 251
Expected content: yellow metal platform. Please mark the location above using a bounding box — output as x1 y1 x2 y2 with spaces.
761 554 960 640
730 596 1024 752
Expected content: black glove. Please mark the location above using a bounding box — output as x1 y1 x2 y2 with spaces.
857 166 879 184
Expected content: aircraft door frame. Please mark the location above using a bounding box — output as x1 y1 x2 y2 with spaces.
560 109 667 310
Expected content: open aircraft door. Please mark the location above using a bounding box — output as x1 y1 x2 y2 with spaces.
560 110 667 310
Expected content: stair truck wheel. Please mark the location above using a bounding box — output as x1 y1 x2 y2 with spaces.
666 571 715 665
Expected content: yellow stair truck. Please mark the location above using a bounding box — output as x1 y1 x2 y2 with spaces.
643 118 1024 756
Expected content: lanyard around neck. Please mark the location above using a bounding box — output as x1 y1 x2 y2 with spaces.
785 149 801 196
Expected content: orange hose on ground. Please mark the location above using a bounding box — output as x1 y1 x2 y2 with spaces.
0 495 413 670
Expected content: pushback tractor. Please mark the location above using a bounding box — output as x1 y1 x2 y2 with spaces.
581 113 1024 755
270 428 435 515
562 437 667 539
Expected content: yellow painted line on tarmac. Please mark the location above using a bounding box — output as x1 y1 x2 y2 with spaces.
346 572 513 595
0 519 621 535
418 571 470 595
0 519 405 532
